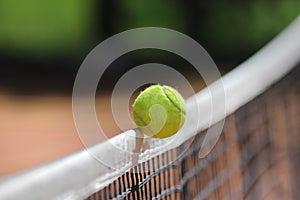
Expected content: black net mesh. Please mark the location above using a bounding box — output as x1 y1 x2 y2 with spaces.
86 66 299 200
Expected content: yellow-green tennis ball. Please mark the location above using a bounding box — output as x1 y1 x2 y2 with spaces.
132 84 186 138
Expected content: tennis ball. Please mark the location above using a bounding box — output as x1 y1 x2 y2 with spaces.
132 84 186 138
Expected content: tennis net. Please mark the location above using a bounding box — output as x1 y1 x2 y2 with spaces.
0 16 299 200
86 66 299 200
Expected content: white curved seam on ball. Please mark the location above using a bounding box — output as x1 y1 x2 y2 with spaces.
133 110 154 134
161 87 186 115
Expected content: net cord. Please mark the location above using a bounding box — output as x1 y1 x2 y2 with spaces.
0 15 300 200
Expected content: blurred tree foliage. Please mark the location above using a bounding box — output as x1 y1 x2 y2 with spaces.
0 0 94 56
117 0 187 32
0 0 299 62
0 0 299 93
196 0 300 63
114 0 300 66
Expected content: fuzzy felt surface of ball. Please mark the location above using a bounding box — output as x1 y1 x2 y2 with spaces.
132 84 186 138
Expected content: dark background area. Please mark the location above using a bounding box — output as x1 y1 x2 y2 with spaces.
0 0 299 94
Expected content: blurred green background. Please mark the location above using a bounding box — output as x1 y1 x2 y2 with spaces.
0 0 299 94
